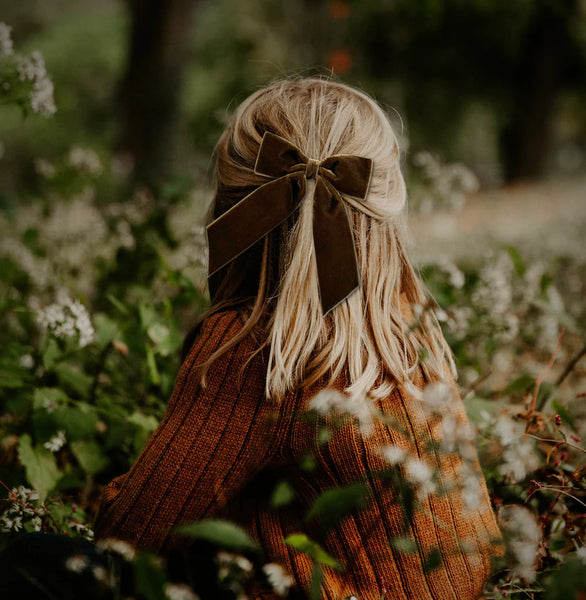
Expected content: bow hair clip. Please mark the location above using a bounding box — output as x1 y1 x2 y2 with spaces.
207 132 373 315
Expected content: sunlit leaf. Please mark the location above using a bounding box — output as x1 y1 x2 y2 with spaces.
283 534 343 570
177 519 260 551
17 434 61 502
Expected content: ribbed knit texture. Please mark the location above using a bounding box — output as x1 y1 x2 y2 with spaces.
94 310 501 599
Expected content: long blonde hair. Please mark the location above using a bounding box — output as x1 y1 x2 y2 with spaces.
196 77 454 400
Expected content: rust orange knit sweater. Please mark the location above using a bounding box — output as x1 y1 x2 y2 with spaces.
95 310 501 599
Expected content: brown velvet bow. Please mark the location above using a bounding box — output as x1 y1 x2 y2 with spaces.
207 131 373 314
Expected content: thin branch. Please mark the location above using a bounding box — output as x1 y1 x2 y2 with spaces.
556 342 586 387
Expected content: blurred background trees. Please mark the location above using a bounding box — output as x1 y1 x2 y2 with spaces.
1 0 585 194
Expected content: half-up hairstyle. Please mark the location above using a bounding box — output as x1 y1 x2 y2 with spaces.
191 77 455 401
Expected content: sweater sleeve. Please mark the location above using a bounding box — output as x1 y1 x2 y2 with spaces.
93 311 280 553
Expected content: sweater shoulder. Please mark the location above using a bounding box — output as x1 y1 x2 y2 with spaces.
180 309 262 381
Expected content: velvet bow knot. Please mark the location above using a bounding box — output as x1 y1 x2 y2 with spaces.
207 132 373 314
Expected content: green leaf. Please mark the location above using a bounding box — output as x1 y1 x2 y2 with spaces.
504 374 535 395
309 564 324 600
54 364 92 397
54 404 98 440
271 481 295 508
106 294 130 315
33 387 69 410
177 519 260 551
505 246 525 277
127 411 159 433
94 313 121 349
146 344 161 385
133 552 167 600
70 440 108 476
0 371 26 389
544 555 586 600
139 302 157 330
17 434 61 502
283 534 343 570
389 537 419 554
42 338 61 370
305 483 369 532
317 426 331 445
423 547 442 572
300 455 317 472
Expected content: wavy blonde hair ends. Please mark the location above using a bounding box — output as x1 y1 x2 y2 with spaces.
208 78 454 400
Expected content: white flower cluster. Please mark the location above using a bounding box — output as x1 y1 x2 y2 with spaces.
0 238 53 290
216 551 253 578
35 294 95 347
0 486 44 533
309 388 374 436
96 538 136 561
498 504 541 582
14 49 56 117
436 258 466 289
68 146 102 175
378 443 437 499
493 414 539 482
0 22 13 57
164 583 200 600
69 520 94 541
65 554 89 573
472 252 514 321
44 430 66 453
412 151 479 213
263 563 294 597
420 382 483 511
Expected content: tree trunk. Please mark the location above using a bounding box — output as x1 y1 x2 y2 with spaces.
503 1 575 181
117 0 198 188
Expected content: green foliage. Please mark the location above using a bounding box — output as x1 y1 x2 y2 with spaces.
1 27 585 600
305 482 369 533
283 534 343 570
17 434 60 502
177 519 261 552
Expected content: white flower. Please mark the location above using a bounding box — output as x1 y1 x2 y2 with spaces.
309 389 373 436
379 444 406 465
263 563 294 597
12 486 39 503
96 538 136 561
456 463 482 511
44 430 66 453
69 521 95 541
0 515 23 532
493 415 523 446
576 546 586 564
36 295 95 347
421 381 453 415
34 158 56 178
18 354 34 369
14 50 56 116
437 259 465 289
472 253 514 318
405 458 436 496
164 583 200 600
216 551 253 574
498 505 541 582
499 439 539 482
92 565 113 586
68 146 102 175
0 22 13 57
65 555 89 573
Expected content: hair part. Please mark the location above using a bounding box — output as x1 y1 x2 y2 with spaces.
194 77 455 400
